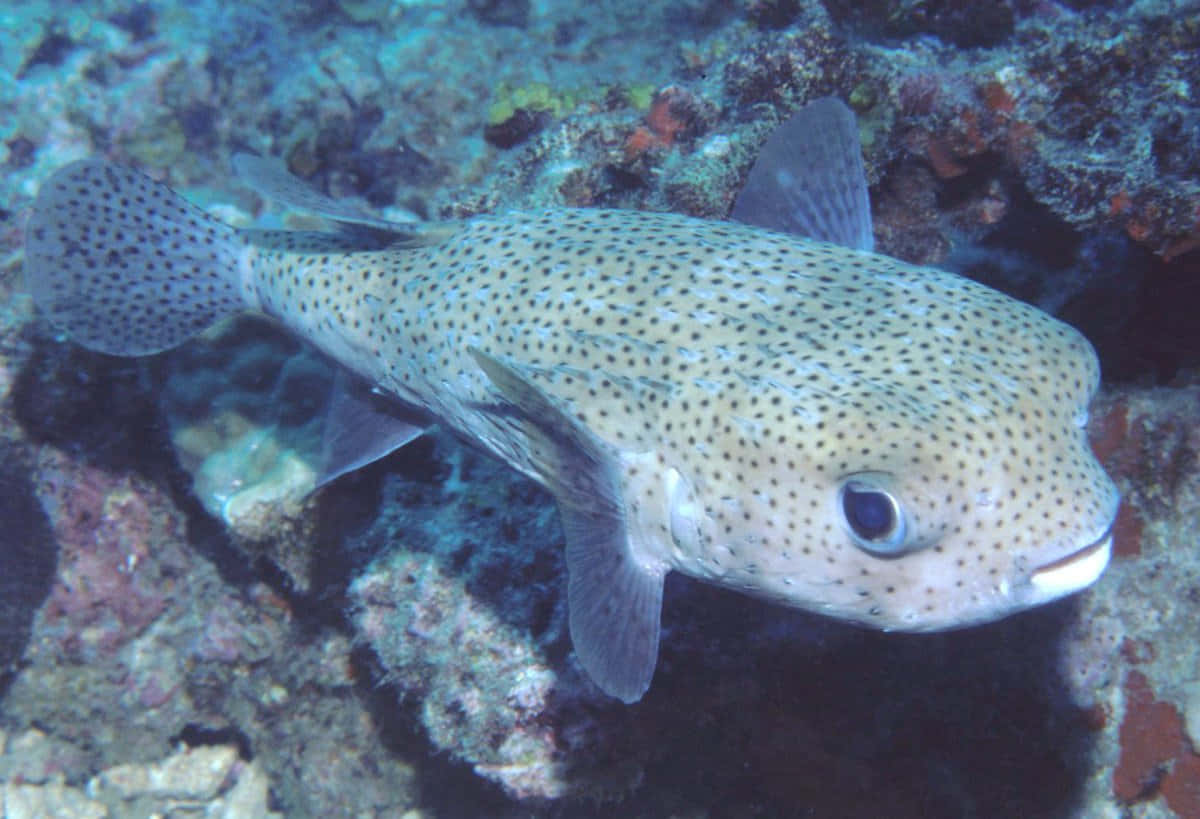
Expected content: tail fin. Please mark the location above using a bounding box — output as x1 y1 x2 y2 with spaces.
24 160 246 356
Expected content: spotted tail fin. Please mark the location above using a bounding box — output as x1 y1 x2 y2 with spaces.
24 160 246 356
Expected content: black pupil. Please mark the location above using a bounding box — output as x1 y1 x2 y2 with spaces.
843 485 895 540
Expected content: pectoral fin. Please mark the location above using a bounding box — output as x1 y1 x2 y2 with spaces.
560 503 664 703
470 347 664 702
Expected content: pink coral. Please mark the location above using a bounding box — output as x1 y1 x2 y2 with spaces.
34 448 184 661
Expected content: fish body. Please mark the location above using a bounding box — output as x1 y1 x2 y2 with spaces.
24 100 1119 702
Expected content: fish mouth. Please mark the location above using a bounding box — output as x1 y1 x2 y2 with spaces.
1029 525 1114 598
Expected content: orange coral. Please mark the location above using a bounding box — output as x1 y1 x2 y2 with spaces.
981 81 1016 113
624 86 700 160
624 125 658 160
927 138 967 179
646 94 687 146
1113 671 1184 801
1113 670 1200 815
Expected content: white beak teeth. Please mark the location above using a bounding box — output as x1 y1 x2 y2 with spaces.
1030 535 1113 598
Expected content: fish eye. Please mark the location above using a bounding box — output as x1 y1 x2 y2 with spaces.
839 479 907 555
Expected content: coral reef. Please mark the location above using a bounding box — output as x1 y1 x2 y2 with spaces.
33 448 183 664
0 352 421 815
1 0 1198 816
1112 670 1199 812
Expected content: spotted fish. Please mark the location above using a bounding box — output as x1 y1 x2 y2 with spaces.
23 99 1119 702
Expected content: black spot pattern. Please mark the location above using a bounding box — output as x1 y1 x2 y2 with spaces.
23 159 1118 632
250 206 1118 630
24 161 243 355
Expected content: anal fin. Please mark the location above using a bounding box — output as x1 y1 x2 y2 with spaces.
316 372 429 488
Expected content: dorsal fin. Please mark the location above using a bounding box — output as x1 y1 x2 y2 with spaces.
232 153 451 246
731 97 874 251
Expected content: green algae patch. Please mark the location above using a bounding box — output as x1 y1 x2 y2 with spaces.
488 82 580 126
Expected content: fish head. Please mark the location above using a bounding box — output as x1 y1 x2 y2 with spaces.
669 272 1120 632
798 390 1119 632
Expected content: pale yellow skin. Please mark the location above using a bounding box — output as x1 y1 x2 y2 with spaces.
27 161 1119 701
241 207 1119 632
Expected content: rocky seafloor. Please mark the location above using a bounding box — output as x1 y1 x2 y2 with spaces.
1 0 1198 816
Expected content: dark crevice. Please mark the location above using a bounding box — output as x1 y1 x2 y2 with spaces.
942 181 1199 385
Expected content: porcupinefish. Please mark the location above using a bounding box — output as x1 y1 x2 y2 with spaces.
23 98 1119 702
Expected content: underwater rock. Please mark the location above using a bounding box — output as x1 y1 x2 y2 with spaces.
467 0 531 29
1 781 107 819
825 0 1016 48
483 108 550 149
1056 383 1200 814
0 445 56 692
32 448 184 663
0 732 280 819
161 318 333 588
